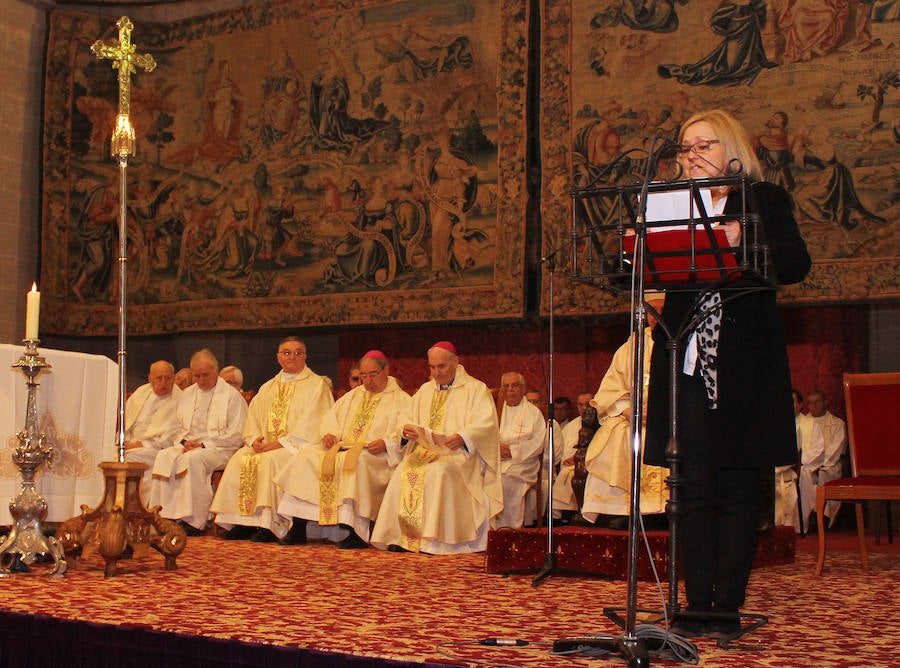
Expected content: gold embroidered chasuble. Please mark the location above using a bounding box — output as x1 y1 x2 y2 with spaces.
388 364 502 552
583 328 668 515
230 367 333 516
239 376 298 514
318 390 382 524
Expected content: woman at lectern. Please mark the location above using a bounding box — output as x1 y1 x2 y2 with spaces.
643 109 811 638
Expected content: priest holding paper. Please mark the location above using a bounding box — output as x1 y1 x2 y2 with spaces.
371 341 501 554
275 350 411 548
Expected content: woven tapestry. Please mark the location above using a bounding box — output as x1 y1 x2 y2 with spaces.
41 0 527 335
541 0 899 317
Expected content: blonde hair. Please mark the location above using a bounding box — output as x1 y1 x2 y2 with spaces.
679 109 762 180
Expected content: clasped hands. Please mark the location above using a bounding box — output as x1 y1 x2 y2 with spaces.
251 436 283 453
322 433 387 454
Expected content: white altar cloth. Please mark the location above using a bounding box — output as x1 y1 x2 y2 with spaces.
0 343 118 525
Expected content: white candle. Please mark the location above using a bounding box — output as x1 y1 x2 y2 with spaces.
25 283 40 340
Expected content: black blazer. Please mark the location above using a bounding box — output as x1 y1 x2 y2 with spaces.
644 180 811 469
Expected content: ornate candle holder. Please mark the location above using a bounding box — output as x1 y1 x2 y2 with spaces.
0 339 67 577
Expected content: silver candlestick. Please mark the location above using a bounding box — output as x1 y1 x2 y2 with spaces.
0 339 67 577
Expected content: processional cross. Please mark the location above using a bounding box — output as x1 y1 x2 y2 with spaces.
91 16 156 157
55 18 185 578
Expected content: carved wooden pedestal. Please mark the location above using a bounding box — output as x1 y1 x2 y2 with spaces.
56 461 186 577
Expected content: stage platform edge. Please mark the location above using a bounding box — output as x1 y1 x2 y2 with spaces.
485 525 796 580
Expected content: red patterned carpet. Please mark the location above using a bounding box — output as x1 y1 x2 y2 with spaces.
0 530 898 667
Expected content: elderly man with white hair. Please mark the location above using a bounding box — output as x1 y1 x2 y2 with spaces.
371 341 501 554
149 349 247 535
124 360 182 499
495 371 546 529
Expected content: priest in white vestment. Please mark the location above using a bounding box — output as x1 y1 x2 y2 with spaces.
495 372 546 529
581 325 669 522
148 349 247 535
798 390 847 532
123 360 182 499
371 341 501 554
210 337 334 542
276 350 411 547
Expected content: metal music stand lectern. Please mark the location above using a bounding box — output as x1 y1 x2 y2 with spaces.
554 167 773 665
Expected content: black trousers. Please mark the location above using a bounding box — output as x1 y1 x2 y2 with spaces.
676 372 762 612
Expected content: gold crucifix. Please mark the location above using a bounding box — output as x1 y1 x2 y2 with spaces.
91 16 156 157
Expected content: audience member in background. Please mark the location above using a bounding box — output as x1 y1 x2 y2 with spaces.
348 363 362 389
798 389 847 533
276 350 411 548
581 298 669 529
174 367 194 390
495 372 546 529
336 363 363 399
149 349 247 535
123 360 182 501
220 365 255 403
371 341 501 554
553 396 573 427
551 392 593 522
526 388 545 417
211 337 334 542
775 389 804 530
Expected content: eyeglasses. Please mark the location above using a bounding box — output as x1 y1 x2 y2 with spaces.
676 139 720 157
278 350 307 358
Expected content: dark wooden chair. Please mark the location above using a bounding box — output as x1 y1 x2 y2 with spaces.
815 372 900 574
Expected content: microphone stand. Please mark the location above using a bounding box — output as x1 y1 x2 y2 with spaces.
530 245 597 584
554 133 673 667
532 250 558 586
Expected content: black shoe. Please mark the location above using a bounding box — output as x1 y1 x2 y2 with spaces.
179 521 206 537
706 621 741 641
608 516 628 531
669 619 706 638
337 532 369 550
250 528 277 543
221 524 254 541
641 514 669 531
279 518 307 545
387 544 410 553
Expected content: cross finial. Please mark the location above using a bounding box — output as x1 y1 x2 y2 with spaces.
91 16 156 117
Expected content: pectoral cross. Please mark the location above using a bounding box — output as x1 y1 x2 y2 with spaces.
91 16 156 157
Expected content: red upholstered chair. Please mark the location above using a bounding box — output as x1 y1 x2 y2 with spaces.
815 372 900 574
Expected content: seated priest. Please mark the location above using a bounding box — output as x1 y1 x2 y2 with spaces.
220 364 256 404
370 341 501 554
210 337 334 542
550 392 593 520
581 299 669 527
797 389 847 532
123 360 182 500
174 367 193 390
495 371 546 529
148 349 247 535
275 350 411 548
